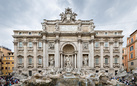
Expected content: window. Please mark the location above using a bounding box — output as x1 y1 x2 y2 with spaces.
96 32 98 35
115 32 117 35
105 70 108 72
122 57 124 59
12 67 14 70
130 46 134 51
29 71 32 76
28 42 32 47
131 62 134 65
6 57 8 59
95 58 99 64
122 50 124 53
28 58 32 64
5 67 7 69
12 62 14 64
19 32 21 35
38 42 42 48
29 32 31 35
12 57 14 59
8 67 10 70
104 42 108 47
131 53 133 59
38 58 42 64
9 57 10 59
114 58 118 63
105 58 108 64
105 32 107 35
19 58 22 63
131 38 133 43
95 42 99 47
19 42 22 47
2 67 3 69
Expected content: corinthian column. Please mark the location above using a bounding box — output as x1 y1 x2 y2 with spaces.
100 42 104 68
42 39 46 68
109 41 113 68
55 39 59 67
23 40 27 69
33 41 37 68
13 41 18 70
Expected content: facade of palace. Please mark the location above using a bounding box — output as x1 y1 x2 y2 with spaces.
13 8 124 76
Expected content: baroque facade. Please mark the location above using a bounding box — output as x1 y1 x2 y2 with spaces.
13 8 124 76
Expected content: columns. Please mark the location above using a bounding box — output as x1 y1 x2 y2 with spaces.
78 39 82 68
14 41 18 69
55 39 59 67
89 39 94 68
100 42 104 68
23 40 27 69
109 42 113 68
42 39 46 68
33 41 37 68
61 53 63 68
75 53 77 68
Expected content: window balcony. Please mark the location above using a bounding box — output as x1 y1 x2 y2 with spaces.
103 63 110 68
94 47 100 51
113 63 120 68
18 47 24 50
27 63 34 68
37 63 43 68
37 47 43 51
17 63 24 68
94 63 100 68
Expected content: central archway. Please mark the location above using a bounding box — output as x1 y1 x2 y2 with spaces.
60 42 77 68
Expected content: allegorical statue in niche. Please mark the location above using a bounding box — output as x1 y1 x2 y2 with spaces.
83 56 88 66
65 56 71 67
49 56 54 66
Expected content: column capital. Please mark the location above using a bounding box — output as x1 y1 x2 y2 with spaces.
42 39 47 43
78 39 82 43
89 39 95 43
23 41 27 45
33 41 37 44
55 39 60 43
13 41 18 45
119 41 123 45
109 41 114 45
100 41 104 45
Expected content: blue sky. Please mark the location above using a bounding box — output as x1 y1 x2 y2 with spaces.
0 0 137 51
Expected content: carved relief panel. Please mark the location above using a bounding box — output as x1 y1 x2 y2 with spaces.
48 42 55 50
83 42 89 50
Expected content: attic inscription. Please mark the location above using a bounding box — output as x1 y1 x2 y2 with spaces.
59 25 78 31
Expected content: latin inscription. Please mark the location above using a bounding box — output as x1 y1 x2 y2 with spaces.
59 25 78 31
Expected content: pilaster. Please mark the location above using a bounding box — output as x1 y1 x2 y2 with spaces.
109 41 113 68
33 41 37 69
13 41 18 69
100 41 104 68
23 41 27 69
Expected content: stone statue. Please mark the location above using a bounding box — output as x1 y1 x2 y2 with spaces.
83 56 88 66
55 23 59 31
49 56 54 66
65 56 71 67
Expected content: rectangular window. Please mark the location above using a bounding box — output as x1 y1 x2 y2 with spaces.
130 46 134 51
19 58 22 63
131 62 134 65
38 58 42 64
95 58 99 64
115 58 118 63
131 53 133 59
115 32 117 35
19 42 22 47
38 42 42 48
28 42 32 47
104 42 108 47
95 42 99 47
28 58 32 64
6 57 8 59
12 62 14 64
12 67 14 70
105 32 107 35
131 38 133 43
12 57 14 59
105 58 108 64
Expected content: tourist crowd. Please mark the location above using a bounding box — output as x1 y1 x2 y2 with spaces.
111 76 137 86
0 76 20 86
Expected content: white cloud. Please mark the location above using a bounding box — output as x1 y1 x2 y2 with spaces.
0 0 137 51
